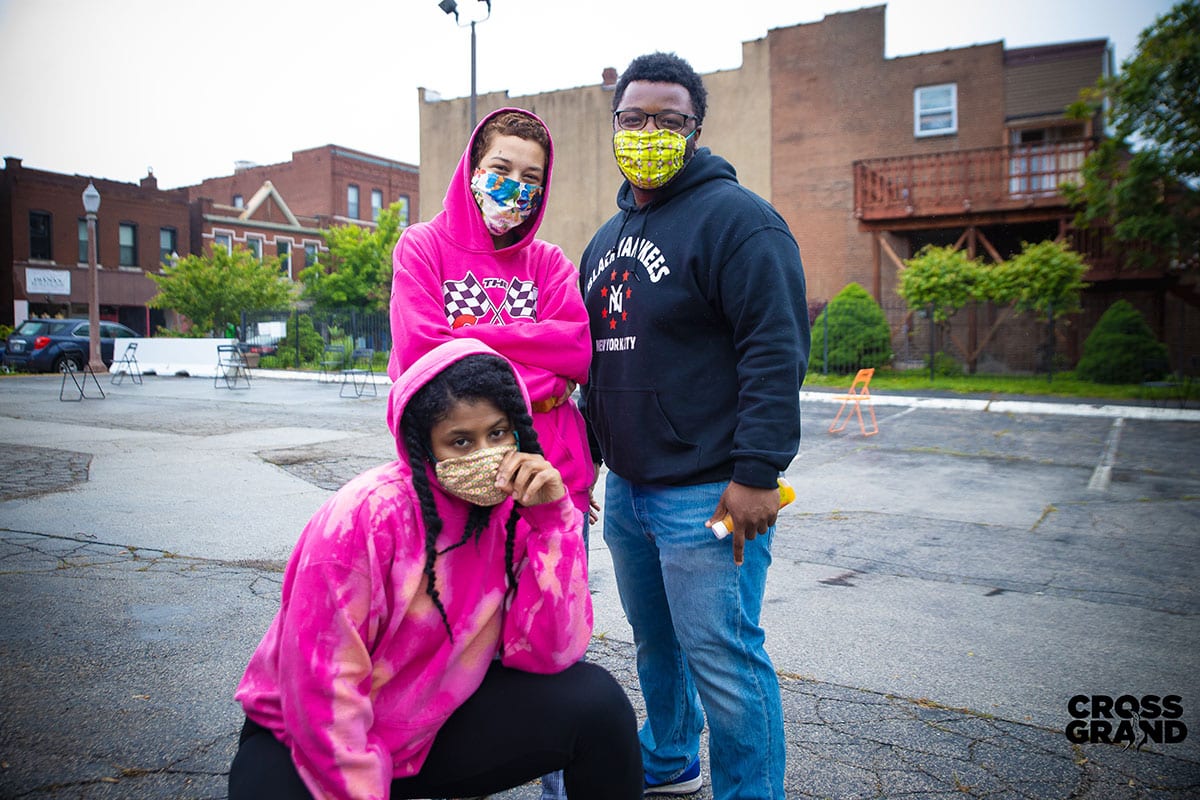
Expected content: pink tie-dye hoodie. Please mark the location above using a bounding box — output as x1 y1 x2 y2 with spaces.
235 339 591 800
386 107 593 518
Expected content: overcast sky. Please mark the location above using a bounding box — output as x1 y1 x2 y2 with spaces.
0 0 1177 189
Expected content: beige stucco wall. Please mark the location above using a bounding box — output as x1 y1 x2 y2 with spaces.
417 37 770 266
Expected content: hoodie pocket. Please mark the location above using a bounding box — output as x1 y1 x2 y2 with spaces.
589 387 700 483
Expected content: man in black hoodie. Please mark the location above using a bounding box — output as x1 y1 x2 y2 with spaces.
580 53 810 799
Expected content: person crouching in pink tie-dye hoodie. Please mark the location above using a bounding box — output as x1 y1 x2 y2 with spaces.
229 339 640 800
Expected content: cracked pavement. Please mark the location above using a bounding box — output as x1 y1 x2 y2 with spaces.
0 372 1197 798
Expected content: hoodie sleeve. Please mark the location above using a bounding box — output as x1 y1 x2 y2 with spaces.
456 244 591 399
271 488 410 800
578 237 606 467
499 495 592 672
388 232 590 403
716 222 811 488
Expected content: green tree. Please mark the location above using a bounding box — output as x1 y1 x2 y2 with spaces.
1063 0 1200 270
992 240 1090 317
1075 300 1169 383
897 245 985 371
995 240 1090 377
810 282 893 373
148 245 296 336
899 241 1089 372
897 245 983 324
301 202 404 312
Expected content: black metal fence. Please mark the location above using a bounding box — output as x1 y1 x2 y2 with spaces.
235 303 1056 376
236 308 391 370
812 298 1067 377
232 299 1121 379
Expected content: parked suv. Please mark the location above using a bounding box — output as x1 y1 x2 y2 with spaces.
244 333 281 356
2 318 138 373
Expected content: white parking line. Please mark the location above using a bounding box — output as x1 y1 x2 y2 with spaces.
799 391 1200 422
1087 417 1125 492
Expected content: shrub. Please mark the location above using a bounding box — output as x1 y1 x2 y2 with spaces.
810 283 893 373
272 314 325 367
1075 300 1169 384
327 334 355 369
924 351 964 377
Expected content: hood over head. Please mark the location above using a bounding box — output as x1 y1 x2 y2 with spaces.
441 107 555 253
386 339 533 463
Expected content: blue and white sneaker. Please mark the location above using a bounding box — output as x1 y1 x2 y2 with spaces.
644 757 702 795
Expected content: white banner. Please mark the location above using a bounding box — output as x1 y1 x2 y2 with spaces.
26 267 71 296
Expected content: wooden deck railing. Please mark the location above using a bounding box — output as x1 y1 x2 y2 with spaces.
853 140 1095 220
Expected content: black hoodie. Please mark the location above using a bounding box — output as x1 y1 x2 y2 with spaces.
580 147 810 489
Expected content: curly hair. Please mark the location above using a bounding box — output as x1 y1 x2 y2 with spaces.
612 51 708 124
400 354 542 642
470 110 551 174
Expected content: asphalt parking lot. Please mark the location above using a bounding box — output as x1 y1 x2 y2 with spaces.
0 370 1197 799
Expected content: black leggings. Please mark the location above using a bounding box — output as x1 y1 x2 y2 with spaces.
229 660 642 799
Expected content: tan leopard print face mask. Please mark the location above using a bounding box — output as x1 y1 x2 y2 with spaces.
434 444 518 506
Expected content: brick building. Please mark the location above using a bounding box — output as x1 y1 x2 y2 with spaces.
416 4 1196 371
0 157 190 333
772 7 1193 369
187 145 420 279
1 145 420 333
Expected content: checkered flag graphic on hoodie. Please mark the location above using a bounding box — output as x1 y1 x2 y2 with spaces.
443 272 494 326
503 279 538 320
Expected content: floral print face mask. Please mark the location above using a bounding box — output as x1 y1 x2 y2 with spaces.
434 443 518 506
470 169 543 236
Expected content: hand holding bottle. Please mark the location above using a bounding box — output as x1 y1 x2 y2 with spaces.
707 478 795 564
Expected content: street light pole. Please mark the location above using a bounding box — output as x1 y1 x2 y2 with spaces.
81 181 104 374
470 17 477 128
438 0 491 131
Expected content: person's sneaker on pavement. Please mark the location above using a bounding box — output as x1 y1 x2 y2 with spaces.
644 757 702 795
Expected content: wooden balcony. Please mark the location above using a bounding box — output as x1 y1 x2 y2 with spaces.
853 140 1095 221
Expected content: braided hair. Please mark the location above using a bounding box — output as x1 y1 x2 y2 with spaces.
400 354 543 642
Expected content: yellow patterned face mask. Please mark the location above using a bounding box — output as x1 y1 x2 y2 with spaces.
434 443 517 506
613 129 690 190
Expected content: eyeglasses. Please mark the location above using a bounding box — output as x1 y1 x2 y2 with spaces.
613 109 699 133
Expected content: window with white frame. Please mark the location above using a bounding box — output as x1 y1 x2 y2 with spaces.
305 242 319 268
914 83 957 137
396 196 410 227
159 227 177 265
214 232 232 253
371 189 383 220
78 217 99 263
247 237 263 261
277 240 292 277
119 222 138 266
348 184 360 219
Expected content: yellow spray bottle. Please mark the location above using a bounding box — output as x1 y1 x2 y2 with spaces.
711 477 796 539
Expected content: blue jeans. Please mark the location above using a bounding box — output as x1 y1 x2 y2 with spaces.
603 473 785 800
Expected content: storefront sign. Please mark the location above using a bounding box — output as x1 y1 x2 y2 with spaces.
26 268 71 296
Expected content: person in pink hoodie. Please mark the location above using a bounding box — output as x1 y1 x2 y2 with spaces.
230 339 640 800
387 108 595 528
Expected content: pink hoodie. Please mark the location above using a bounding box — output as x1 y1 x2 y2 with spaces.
386 107 593 517
235 339 590 800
